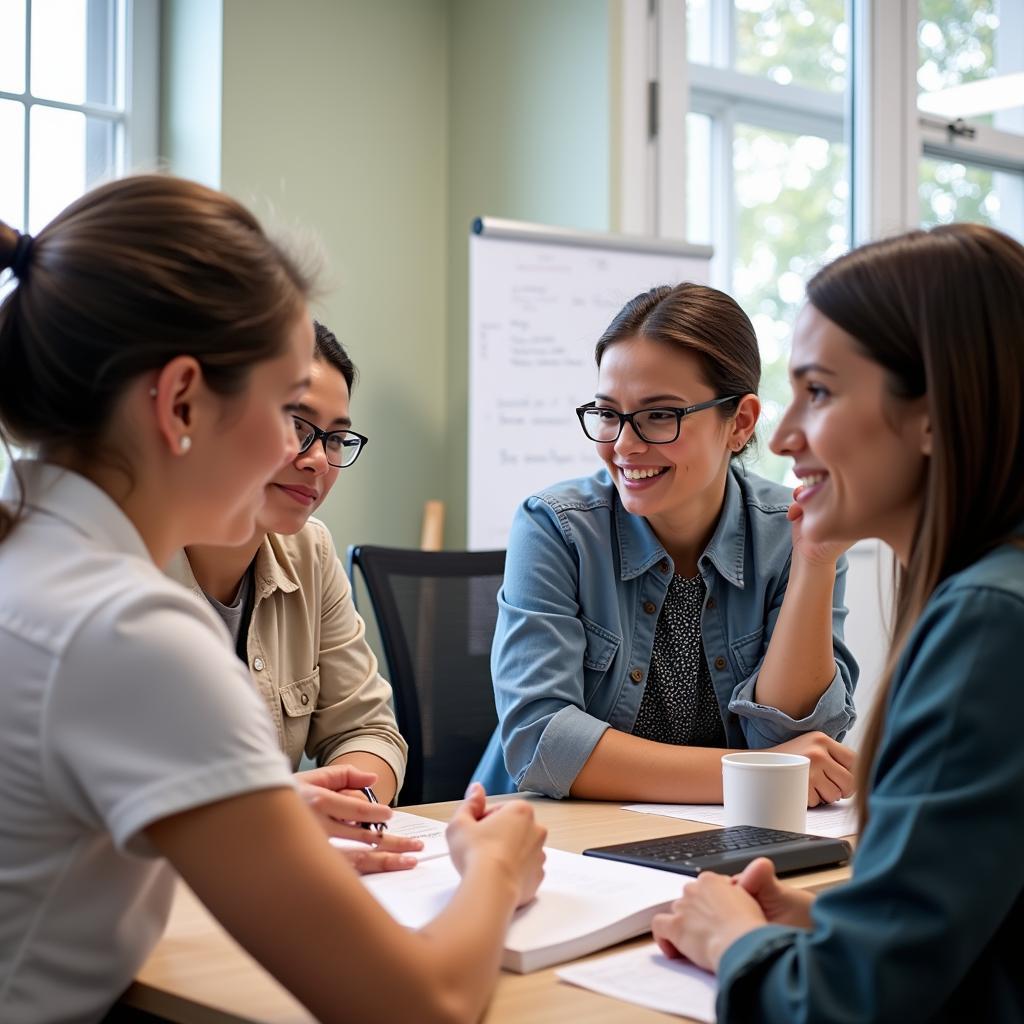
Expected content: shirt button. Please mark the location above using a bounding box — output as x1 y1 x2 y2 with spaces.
252 657 265 672
714 656 727 671
300 693 309 705
706 597 716 610
630 668 644 684
658 559 670 573
643 601 657 614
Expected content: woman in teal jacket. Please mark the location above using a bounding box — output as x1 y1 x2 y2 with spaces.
652 223 1024 1022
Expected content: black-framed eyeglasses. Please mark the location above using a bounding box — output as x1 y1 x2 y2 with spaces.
575 396 741 444
292 415 368 468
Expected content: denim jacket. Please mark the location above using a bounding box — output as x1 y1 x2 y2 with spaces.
474 466 857 797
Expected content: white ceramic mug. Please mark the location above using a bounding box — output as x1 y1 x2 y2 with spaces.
721 751 810 834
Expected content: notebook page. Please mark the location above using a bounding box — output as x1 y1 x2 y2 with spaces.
361 847 688 968
329 809 450 861
558 942 717 1021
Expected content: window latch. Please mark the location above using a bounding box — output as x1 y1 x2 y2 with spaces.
947 118 977 140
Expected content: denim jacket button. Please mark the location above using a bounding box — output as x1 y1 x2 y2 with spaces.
658 559 669 573
706 597 716 610
643 601 657 614
713 656 726 671
630 668 643 683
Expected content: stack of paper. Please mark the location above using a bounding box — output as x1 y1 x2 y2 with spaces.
361 845 689 973
558 942 718 1021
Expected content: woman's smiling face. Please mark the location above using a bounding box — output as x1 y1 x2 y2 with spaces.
592 335 748 523
771 304 930 558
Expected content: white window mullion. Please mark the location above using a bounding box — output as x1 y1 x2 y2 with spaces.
852 0 919 244
710 102 734 293
655 0 688 239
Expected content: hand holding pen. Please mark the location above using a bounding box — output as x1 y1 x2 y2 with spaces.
295 764 422 854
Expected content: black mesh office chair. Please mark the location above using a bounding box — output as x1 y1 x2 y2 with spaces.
346 545 506 806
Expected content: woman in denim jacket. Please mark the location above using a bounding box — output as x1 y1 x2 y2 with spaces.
476 282 858 804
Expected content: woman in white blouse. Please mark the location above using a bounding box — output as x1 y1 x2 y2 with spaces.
0 176 545 1024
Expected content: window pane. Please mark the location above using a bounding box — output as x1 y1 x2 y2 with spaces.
917 0 1024 137
920 156 1024 240
734 0 848 93
686 112 712 245
688 0 712 64
0 99 25 231
31 0 119 107
0 0 26 94
28 104 117 233
733 124 850 481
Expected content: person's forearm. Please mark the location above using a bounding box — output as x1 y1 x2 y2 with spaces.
754 557 838 719
414 855 522 1022
570 729 740 802
329 750 398 805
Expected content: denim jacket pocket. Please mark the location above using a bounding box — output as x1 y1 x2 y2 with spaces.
280 668 321 718
581 616 621 672
730 626 766 678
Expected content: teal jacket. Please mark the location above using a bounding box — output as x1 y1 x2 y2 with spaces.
718 535 1024 1023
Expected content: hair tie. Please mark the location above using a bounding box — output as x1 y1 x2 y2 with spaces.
10 232 34 280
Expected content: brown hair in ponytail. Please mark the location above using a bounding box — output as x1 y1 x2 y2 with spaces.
0 174 313 541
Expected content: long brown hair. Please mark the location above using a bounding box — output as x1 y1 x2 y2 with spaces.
0 174 312 541
805 223 1024 824
595 282 761 457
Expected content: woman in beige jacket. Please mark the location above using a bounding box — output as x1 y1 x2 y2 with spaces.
168 322 410 846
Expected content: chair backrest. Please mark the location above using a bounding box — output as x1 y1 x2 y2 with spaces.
346 545 505 806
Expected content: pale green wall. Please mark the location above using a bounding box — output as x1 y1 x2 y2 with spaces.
218 0 450 551
444 0 611 545
160 0 222 187
161 0 611 551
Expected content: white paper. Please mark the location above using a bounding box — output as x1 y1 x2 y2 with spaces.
329 809 450 861
622 797 857 838
360 847 689 971
558 942 718 1021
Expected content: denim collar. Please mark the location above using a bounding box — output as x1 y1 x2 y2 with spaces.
613 466 747 589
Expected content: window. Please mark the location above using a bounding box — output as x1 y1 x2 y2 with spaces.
916 0 1024 237
0 0 156 473
617 0 1024 482
0 0 157 246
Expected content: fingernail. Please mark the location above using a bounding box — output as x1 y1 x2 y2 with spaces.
400 856 417 866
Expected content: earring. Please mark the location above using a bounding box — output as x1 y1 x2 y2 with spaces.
179 436 192 454
149 387 157 398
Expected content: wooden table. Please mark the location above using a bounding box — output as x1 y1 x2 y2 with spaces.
121 797 851 1023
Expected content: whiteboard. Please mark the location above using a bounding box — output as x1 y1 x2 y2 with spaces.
468 218 712 550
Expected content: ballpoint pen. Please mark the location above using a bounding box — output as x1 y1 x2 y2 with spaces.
361 786 387 835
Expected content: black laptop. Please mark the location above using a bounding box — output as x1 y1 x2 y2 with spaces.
583 825 852 877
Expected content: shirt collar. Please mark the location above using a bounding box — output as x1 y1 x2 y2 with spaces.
1 460 154 564
168 532 301 604
254 533 301 600
613 465 747 588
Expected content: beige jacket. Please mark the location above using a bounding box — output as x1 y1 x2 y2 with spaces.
167 518 407 792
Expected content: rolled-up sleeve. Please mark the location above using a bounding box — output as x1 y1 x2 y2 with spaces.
715 586 1024 1023
306 527 408 795
493 501 611 798
728 553 857 746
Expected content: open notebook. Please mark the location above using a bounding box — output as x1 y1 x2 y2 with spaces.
338 812 688 973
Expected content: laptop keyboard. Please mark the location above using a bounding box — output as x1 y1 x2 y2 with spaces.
625 826 806 862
